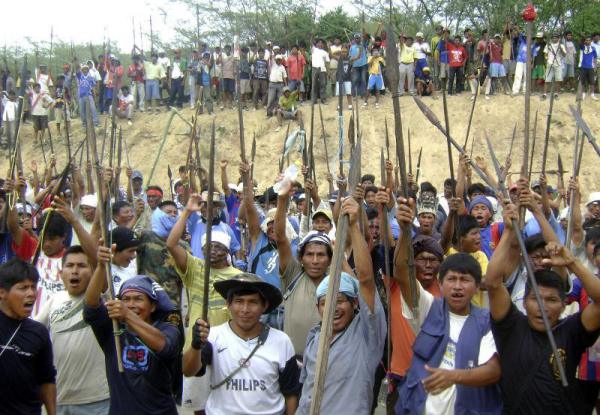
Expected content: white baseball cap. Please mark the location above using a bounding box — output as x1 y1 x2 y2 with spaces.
586 192 600 206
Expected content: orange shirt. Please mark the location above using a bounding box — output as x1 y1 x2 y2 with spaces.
387 278 442 377
286 54 306 81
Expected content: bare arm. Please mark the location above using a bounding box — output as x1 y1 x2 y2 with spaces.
85 244 112 307
106 298 166 352
220 160 231 196
274 192 293 273
240 162 260 241
343 197 376 312
285 395 298 415
167 195 201 274
393 198 418 307
423 354 501 393
569 178 584 247
486 203 519 322
39 383 57 415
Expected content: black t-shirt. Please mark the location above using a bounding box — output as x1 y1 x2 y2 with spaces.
336 59 352 82
0 310 56 415
491 302 599 415
83 303 182 415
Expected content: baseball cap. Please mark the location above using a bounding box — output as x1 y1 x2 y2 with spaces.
111 226 140 252
132 170 143 181
586 192 600 206
312 209 333 223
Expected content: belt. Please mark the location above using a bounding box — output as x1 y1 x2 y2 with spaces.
400 62 413 65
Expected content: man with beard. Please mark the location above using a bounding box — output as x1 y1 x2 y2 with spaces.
36 246 110 414
167 193 239 415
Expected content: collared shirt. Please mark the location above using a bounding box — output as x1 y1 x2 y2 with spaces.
311 47 330 72
414 41 431 60
144 61 166 80
399 44 417 64
269 64 287 83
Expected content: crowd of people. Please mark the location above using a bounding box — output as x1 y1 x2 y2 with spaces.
0 22 600 415
2 26 600 143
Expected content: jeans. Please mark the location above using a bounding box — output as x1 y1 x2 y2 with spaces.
79 95 99 127
57 399 110 415
266 82 284 116
448 66 464 94
188 75 197 107
351 64 368 97
132 81 145 110
398 63 415 94
311 70 327 103
169 77 185 107
252 79 268 108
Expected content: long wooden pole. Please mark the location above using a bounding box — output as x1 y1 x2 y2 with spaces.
309 143 361 415
85 97 124 372
201 120 216 321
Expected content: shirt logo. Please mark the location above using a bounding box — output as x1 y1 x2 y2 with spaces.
218 347 228 353
123 345 150 372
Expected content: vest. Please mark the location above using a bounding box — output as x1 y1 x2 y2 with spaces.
397 299 502 415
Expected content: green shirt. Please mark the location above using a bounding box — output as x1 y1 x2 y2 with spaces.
279 90 299 111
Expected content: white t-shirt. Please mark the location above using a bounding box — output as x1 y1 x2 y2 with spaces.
111 260 138 293
35 292 110 405
36 72 54 93
311 47 330 72
31 91 54 116
403 286 497 415
34 252 64 317
2 100 18 122
544 43 566 67
414 41 431 60
204 322 295 415
269 64 287 83
158 56 171 73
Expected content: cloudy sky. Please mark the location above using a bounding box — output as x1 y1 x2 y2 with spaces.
2 0 349 53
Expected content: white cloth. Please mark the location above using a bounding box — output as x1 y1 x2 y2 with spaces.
111 260 138 293
31 91 54 116
311 47 330 72
2 100 18 121
36 71 54 93
402 286 497 415
158 56 171 73
204 322 295 415
544 42 566 67
425 311 497 415
34 253 64 317
269 64 287 83
182 368 212 410
35 292 110 405
171 60 184 79
414 41 431 60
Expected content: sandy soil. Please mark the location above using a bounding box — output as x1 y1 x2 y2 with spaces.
5 92 600 201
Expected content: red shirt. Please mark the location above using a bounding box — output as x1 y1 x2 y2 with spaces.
489 42 503 63
447 43 467 67
128 63 145 83
286 54 306 81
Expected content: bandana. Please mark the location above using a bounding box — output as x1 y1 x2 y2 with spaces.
299 230 332 250
468 195 493 214
151 208 178 239
201 230 231 250
316 272 359 301
80 194 98 208
119 275 176 315
412 235 444 261
147 189 163 198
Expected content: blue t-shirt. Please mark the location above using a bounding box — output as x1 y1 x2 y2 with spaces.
580 46 597 69
187 212 241 259
0 233 15 264
247 232 298 290
437 40 449 64
350 44 367 68
516 36 528 63
254 60 268 79
76 72 96 98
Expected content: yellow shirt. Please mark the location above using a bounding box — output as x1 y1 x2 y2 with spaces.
176 253 240 349
399 44 417 64
368 55 385 75
502 38 512 60
431 35 441 59
144 61 166 80
446 247 489 308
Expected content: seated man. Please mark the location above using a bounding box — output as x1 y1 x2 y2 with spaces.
395 198 502 415
183 273 301 414
487 202 600 414
416 66 435 97
110 85 134 125
276 86 303 131
297 197 386 414
84 246 182 414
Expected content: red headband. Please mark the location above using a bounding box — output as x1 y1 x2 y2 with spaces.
146 189 163 198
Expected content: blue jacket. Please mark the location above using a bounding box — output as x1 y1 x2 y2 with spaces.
397 299 502 415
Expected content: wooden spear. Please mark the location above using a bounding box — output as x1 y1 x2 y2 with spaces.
441 83 456 196
385 25 419 322
201 120 216 321
485 132 568 386
309 142 361 415
84 97 124 372
379 147 392 387
528 110 538 183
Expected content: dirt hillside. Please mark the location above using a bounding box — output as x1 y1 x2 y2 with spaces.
6 93 600 200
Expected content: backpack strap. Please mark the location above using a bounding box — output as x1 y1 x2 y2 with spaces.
210 324 270 390
250 242 276 274
283 270 305 301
